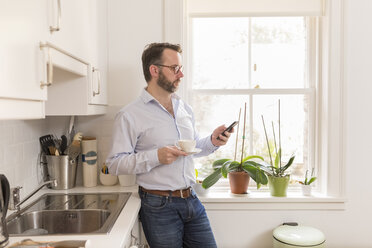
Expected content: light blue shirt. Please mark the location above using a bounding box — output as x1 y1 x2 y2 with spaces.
106 89 218 190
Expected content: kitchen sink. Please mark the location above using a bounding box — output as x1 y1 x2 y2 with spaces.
6 192 131 236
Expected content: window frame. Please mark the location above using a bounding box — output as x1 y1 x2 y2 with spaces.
186 16 319 192
165 0 345 203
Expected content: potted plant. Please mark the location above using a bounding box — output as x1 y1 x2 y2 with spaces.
298 168 317 196
202 155 268 194
259 100 295 197
202 104 268 194
192 169 210 196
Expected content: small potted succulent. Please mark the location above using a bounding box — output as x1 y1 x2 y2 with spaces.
298 168 317 196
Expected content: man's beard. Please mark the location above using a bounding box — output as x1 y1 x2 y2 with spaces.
157 71 180 93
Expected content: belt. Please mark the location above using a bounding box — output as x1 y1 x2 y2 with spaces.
140 186 192 198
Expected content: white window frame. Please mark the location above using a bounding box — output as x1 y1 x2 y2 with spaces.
187 16 317 192
163 0 346 209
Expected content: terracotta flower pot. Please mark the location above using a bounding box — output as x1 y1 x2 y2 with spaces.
228 171 250 194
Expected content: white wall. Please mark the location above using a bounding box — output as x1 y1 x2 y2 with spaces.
107 0 164 106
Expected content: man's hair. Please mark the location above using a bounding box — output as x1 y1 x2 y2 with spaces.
142 43 182 82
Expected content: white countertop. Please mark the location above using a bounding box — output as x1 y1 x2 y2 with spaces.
7 185 141 248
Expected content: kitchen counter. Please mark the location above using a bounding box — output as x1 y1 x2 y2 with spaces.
7 185 141 248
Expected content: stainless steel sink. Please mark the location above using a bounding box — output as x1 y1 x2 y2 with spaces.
6 192 131 236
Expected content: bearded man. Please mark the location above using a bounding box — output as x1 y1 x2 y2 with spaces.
106 43 233 248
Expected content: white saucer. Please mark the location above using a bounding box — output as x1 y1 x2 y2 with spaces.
184 148 202 155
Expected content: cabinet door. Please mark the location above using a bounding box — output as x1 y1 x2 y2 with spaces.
47 0 91 61
89 66 107 105
0 0 48 101
88 0 108 106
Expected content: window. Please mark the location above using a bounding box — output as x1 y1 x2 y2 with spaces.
188 17 317 188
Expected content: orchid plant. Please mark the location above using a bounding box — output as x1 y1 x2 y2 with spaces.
202 103 268 190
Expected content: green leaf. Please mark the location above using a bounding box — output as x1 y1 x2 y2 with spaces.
221 161 232 178
242 163 268 186
256 168 268 185
222 161 243 178
281 155 295 173
242 163 258 181
242 155 264 163
202 169 222 189
257 183 261 189
274 149 281 168
252 162 273 176
307 177 317 185
243 160 263 168
212 159 231 169
229 161 240 171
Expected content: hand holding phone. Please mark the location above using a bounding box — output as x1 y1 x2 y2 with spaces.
217 121 238 140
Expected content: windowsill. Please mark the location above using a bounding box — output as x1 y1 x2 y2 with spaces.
197 190 346 210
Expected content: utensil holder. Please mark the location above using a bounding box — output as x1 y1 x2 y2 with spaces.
46 155 77 189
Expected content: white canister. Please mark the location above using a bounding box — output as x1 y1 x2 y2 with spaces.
82 163 98 187
82 137 98 187
273 223 325 248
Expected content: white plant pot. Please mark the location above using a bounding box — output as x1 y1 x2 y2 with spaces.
301 184 312 196
118 174 136 187
192 183 210 196
99 171 118 186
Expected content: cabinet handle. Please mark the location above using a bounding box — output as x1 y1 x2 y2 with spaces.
93 67 101 96
40 48 53 89
50 0 61 33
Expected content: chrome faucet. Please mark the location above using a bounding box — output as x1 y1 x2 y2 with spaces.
9 180 57 211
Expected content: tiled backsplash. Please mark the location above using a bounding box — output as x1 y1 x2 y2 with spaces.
0 119 47 194
0 106 121 195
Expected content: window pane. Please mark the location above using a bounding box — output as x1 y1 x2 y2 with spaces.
191 18 249 89
252 95 309 182
192 94 251 178
251 17 307 88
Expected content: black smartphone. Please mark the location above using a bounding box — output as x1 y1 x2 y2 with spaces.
217 121 238 140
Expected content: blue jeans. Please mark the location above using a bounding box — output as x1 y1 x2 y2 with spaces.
139 189 217 248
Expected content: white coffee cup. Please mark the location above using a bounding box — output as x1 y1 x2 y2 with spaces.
178 140 196 152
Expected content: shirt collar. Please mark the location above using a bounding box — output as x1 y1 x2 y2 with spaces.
140 88 180 104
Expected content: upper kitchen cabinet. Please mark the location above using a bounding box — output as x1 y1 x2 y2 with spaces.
47 0 91 62
44 0 108 115
0 0 48 120
88 0 108 106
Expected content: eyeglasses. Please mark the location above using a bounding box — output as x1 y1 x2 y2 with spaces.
154 64 183 74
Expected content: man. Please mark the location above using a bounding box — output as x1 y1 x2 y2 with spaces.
106 43 233 248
